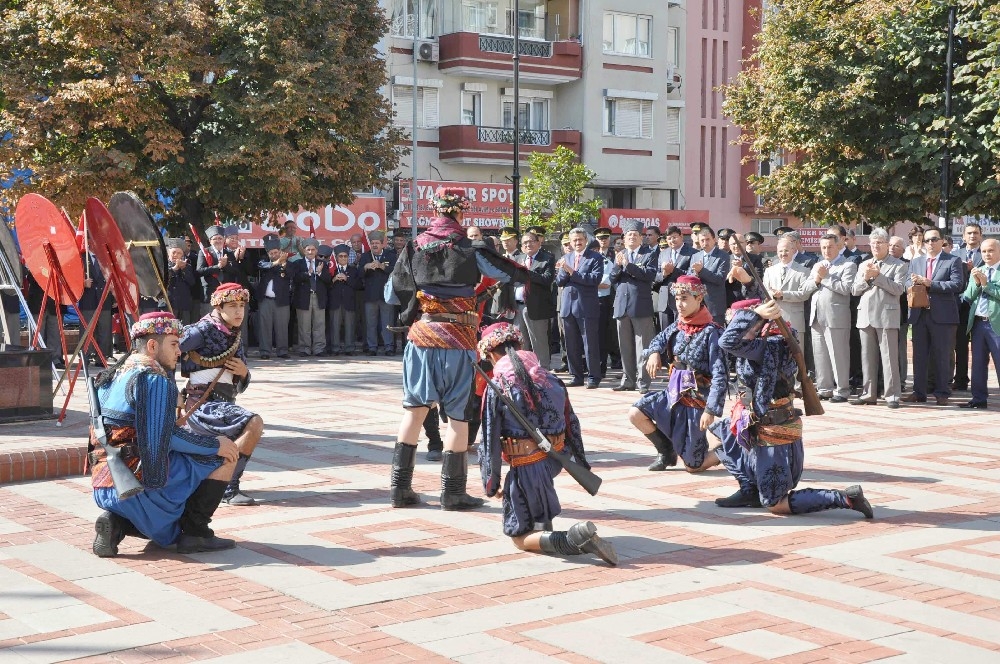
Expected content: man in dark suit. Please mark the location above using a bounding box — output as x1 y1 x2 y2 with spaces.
78 251 115 363
326 243 362 355
691 226 729 325
726 232 765 307
256 234 293 359
358 231 397 356
653 226 694 330
513 231 556 369
292 239 333 356
556 228 604 388
594 227 619 374
951 222 984 391
904 228 963 405
184 237 205 316
165 238 197 325
610 221 657 393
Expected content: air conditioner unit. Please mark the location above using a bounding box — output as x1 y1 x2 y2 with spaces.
416 41 439 62
666 64 683 92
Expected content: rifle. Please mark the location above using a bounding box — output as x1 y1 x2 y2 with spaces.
729 235 824 416
82 359 144 499
470 361 602 496
188 223 214 267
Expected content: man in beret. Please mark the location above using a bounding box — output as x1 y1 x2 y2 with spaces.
327 244 362 355
611 220 657 393
90 312 241 557
256 234 293 359
292 239 333 356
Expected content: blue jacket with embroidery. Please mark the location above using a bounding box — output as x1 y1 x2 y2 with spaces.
644 319 728 417
718 309 798 417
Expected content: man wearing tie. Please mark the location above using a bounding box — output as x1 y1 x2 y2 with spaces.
850 229 907 408
809 234 858 402
653 226 694 330
951 222 984 391
513 231 556 369
762 237 817 340
959 238 1000 408
359 231 398 356
196 225 230 314
292 239 332 356
556 228 604 388
610 221 657 393
904 228 963 405
690 227 729 325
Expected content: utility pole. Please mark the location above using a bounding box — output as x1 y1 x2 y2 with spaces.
939 5 956 231
411 0 421 240
512 0 521 235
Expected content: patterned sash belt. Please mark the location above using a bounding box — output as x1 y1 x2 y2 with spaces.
501 432 565 467
757 397 802 447
408 292 479 350
88 426 142 488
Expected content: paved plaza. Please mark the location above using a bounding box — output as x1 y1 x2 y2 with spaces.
1 356 999 663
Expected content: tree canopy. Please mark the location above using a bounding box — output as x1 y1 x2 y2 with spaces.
723 0 1000 227
0 0 402 230
520 146 602 233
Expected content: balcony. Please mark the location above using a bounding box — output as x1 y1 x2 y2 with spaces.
438 32 583 84
439 124 582 165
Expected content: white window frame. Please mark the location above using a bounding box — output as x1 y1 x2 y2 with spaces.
390 0 438 39
461 90 483 126
602 12 652 58
391 84 441 129
603 94 654 139
500 95 550 132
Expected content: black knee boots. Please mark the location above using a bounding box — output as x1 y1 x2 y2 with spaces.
177 479 237 553
390 442 421 507
440 450 484 511
423 410 443 462
222 453 257 506
539 521 618 566
645 430 678 471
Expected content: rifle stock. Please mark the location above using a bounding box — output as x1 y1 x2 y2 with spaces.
729 236 824 416
82 360 144 499
471 362 602 496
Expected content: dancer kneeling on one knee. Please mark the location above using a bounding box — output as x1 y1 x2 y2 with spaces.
709 299 874 518
478 323 617 566
628 275 727 473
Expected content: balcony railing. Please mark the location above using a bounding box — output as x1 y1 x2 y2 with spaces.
477 126 551 146
478 34 553 58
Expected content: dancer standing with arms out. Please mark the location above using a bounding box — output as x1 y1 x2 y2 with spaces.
477 323 616 565
628 275 727 472
710 298 874 518
386 187 524 511
90 312 239 557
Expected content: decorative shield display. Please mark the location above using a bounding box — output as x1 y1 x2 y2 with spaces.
14 193 85 305
85 197 140 316
0 221 22 285
107 191 166 299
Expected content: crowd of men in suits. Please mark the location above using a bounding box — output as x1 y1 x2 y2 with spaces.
486 219 1000 412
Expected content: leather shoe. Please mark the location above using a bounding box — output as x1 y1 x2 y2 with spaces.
886 401 900 409
935 396 949 406
638 387 650 394
715 489 762 508
586 381 600 389
959 400 987 409
902 393 927 403
567 379 585 387
952 382 969 391
844 485 874 519
425 449 443 462
612 385 635 392
818 393 832 401
93 511 126 558
850 399 877 406
176 534 237 554
830 395 848 403
648 452 678 471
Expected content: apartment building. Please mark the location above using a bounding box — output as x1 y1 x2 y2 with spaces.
379 1 684 223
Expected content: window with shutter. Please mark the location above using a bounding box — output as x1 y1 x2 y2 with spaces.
392 85 414 127
392 85 439 128
604 98 652 138
664 108 680 143
421 87 440 128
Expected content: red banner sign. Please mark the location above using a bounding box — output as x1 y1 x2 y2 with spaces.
225 197 387 248
599 209 710 234
399 180 513 229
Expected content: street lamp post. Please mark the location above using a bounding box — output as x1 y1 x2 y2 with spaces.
411 0 421 240
939 5 956 231
512 0 521 235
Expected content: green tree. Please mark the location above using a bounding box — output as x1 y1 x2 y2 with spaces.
520 146 602 233
0 0 402 230
723 0 998 227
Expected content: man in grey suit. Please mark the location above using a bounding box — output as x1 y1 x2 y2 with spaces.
610 221 657 393
513 231 556 369
652 226 694 330
763 237 817 339
851 229 907 408
691 227 729 325
904 228 964 405
950 222 984 391
809 234 858 402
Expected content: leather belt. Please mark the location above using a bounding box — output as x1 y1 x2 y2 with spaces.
501 438 539 456
758 404 800 426
87 443 139 468
976 315 990 322
185 382 237 404
420 312 479 327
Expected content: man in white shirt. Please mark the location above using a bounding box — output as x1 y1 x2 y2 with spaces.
763 237 817 340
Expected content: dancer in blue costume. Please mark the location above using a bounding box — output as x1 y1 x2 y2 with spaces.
90 312 241 557
710 298 874 518
478 323 617 565
628 274 728 472
179 283 263 506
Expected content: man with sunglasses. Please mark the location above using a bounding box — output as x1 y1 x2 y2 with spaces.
904 229 963 405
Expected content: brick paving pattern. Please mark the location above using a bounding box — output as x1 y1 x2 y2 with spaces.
1 356 999 663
